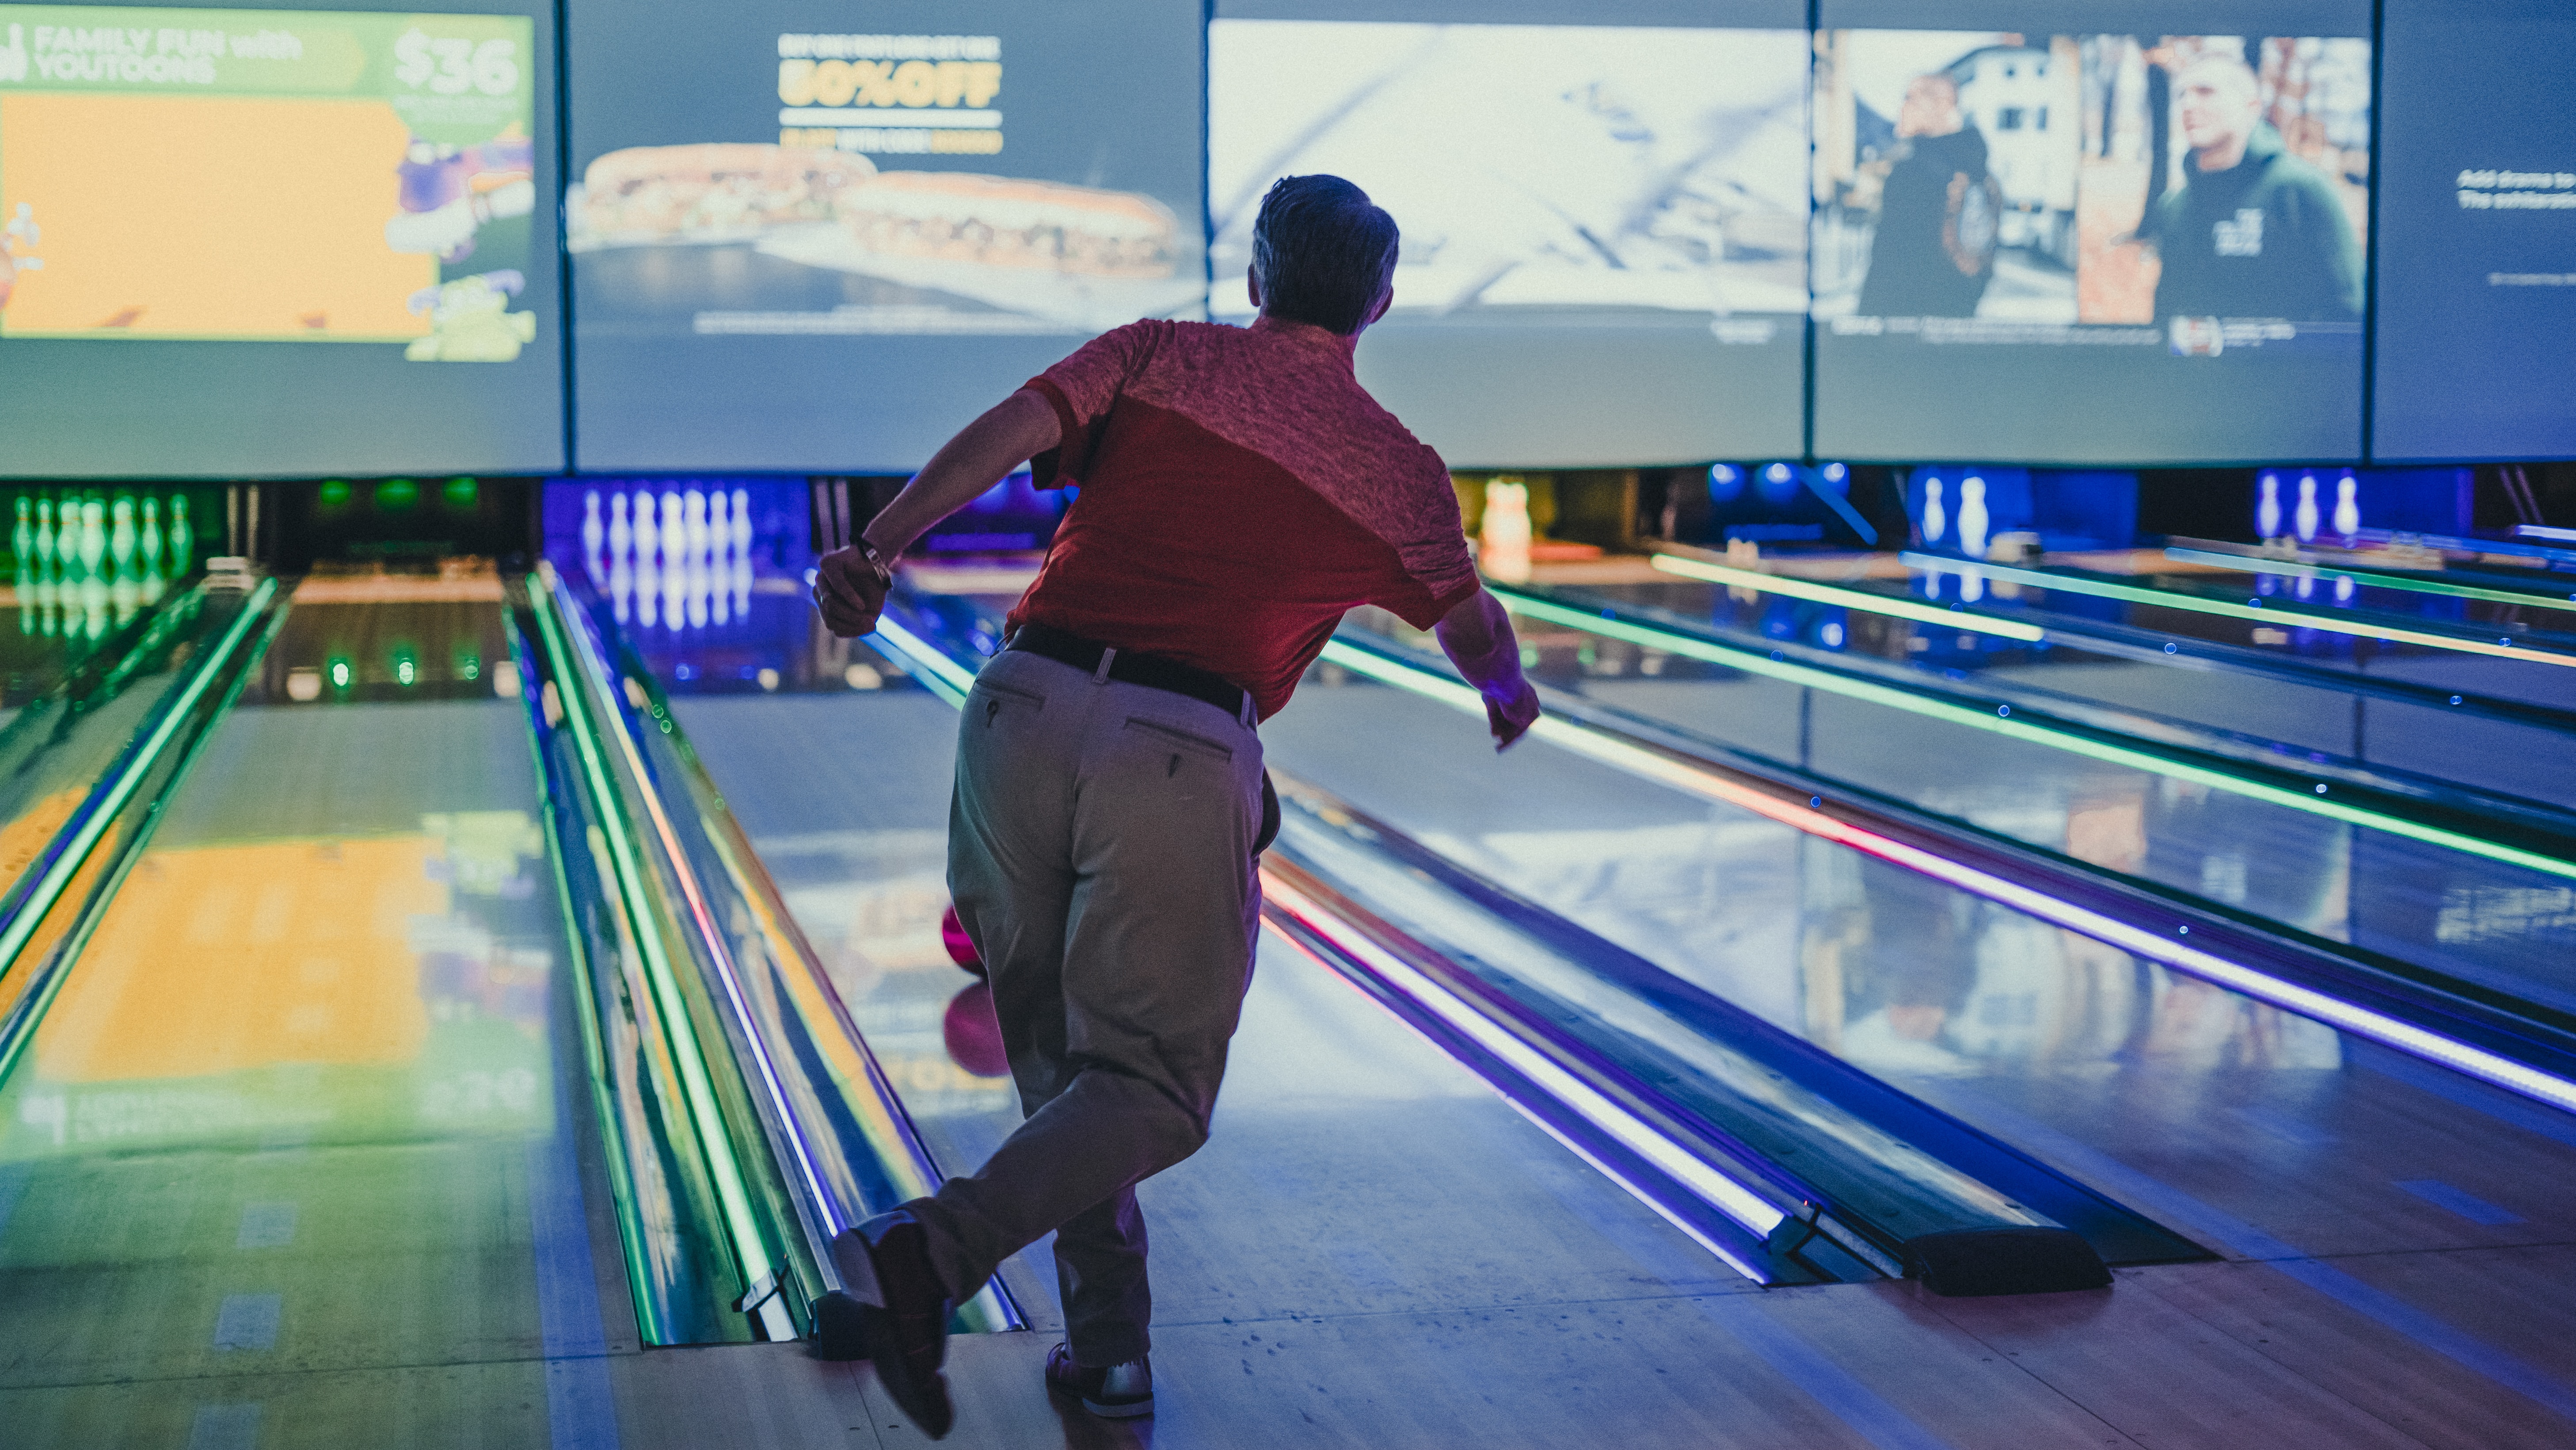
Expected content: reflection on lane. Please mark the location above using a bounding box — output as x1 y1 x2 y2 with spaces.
0 596 612 1432
1264 677 2576 1264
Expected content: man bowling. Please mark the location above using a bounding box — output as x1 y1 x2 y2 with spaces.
809 173 1541 1437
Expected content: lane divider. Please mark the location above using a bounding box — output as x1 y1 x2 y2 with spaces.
1491 587 2576 884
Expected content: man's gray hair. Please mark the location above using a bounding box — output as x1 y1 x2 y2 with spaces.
1251 175 1398 335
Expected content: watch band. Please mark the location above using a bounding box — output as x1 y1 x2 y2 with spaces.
854 538 894 586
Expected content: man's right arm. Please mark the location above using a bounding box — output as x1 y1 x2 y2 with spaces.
1434 586 1540 751
812 387 1061 638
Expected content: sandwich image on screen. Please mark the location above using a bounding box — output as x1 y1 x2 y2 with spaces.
1816 28 2369 347
1208 20 1808 329
0 6 539 361
566 31 1202 339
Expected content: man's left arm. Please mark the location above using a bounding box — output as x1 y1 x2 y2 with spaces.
812 387 1061 638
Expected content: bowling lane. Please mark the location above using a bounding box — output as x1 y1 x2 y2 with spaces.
1348 598 2576 1024
0 596 634 1435
1250 667 2576 1271
661 672 1768 1339
1552 549 2576 794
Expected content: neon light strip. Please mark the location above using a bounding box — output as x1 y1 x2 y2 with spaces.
870 616 976 706
1486 592 2576 884
546 568 845 1263
527 566 777 1298
1263 873 1789 1243
1648 553 2045 641
2162 546 2576 613
0 579 277 980
1317 638 2576 1119
1899 551 2576 668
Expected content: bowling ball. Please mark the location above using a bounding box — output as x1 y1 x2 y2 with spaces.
942 982 1008 1079
940 903 986 976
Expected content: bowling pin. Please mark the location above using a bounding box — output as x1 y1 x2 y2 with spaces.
12 500 29 636
2256 473 2283 539
2294 475 2319 542
2332 474 2360 538
708 492 732 626
732 488 753 617
1959 477 1990 559
582 491 605 581
2335 575 2355 603
12 497 30 571
109 496 135 581
1924 478 1947 545
169 496 193 572
634 488 659 570
139 497 162 576
609 492 632 572
683 489 708 628
1962 571 1985 603
79 497 105 577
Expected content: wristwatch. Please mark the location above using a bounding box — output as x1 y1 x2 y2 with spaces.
853 537 894 587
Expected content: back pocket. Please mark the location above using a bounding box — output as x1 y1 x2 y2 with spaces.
973 677 1046 728
1122 716 1234 763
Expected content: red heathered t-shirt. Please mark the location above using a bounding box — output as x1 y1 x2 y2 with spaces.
1009 317 1479 721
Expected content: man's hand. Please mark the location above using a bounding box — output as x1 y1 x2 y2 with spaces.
813 546 892 639
1484 675 1541 752
1435 587 1541 752
810 387 1062 640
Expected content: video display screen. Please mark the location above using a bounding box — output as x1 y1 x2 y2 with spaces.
567 0 1203 475
2372 0 2576 462
0 0 563 477
1811 2 2373 466
1210 1 1808 468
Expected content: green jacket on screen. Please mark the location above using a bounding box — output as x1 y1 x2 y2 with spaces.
2148 123 2364 322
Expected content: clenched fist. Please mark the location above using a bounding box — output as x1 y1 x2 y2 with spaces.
813 544 893 639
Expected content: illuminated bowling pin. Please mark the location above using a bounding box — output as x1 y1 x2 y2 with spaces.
12 499 30 635
1959 477 1990 559
2294 474 2319 542
1924 477 1947 545
2256 472 2283 538
660 493 685 629
683 488 708 628
708 492 732 626
79 497 105 576
731 487 753 616
582 491 605 580
169 496 193 572
32 496 55 628
109 496 135 581
2335 575 2355 603
609 499 635 625
139 497 162 574
1962 570 1985 603
608 491 631 570
633 487 659 570
2332 473 2360 538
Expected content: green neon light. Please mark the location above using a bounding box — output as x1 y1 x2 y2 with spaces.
1898 551 2576 669
1648 553 2045 642
2162 546 2576 614
1484 591 2576 884
509 606 670 1344
528 569 776 1298
0 579 278 982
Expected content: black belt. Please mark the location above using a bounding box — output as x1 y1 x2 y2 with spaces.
1006 622 1251 720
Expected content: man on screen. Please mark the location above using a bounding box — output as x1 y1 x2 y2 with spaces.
2147 52 2363 323
1856 72 1999 318
807 174 1540 1438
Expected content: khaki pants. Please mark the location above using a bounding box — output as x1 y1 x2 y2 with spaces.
906 647 1264 1366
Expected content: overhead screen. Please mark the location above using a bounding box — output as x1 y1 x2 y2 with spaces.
1811 1 2373 466
565 0 1203 475
0 0 563 478
2373 0 2576 462
1210 0 1808 469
